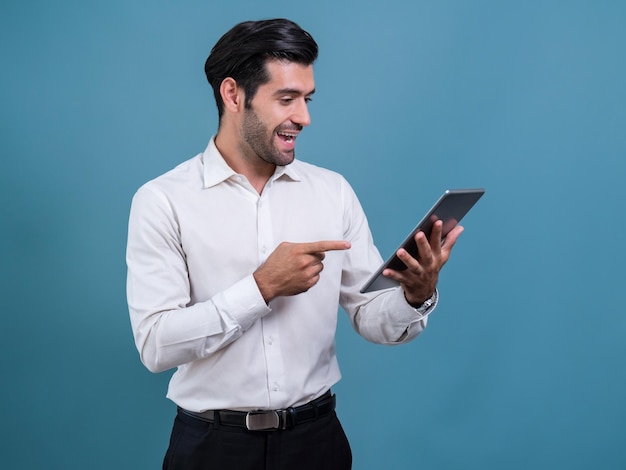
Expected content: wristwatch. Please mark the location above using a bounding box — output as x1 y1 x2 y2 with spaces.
412 290 437 314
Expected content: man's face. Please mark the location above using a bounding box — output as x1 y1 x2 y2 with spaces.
240 60 315 167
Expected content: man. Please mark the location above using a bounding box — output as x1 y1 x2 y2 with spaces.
126 18 463 470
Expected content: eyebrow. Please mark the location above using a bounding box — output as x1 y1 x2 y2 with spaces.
273 88 316 97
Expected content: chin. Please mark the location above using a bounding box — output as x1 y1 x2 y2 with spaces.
281 155 296 166
270 150 295 166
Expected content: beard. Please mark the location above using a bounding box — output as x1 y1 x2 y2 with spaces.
240 107 300 167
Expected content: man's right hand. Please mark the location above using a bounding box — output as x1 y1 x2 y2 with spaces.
253 240 351 303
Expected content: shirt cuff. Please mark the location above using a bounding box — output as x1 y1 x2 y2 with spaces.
213 274 271 331
393 287 439 321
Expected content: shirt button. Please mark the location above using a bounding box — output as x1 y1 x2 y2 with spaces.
273 383 279 391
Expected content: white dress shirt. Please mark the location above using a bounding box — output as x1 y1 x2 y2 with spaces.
126 138 436 412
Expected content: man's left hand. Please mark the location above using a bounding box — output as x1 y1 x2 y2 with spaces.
382 220 464 307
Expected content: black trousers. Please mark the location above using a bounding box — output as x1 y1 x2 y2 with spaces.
163 408 352 470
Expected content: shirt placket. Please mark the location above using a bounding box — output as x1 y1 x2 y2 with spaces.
256 186 287 407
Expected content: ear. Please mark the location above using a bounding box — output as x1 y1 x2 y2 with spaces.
220 77 244 113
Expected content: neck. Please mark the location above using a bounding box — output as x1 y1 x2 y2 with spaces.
214 131 275 194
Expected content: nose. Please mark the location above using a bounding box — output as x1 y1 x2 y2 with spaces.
292 98 311 127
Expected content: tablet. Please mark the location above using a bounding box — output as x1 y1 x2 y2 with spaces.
360 188 485 293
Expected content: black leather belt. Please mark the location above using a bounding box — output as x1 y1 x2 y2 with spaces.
179 391 335 431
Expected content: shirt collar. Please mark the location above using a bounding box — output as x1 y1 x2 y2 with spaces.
202 137 302 189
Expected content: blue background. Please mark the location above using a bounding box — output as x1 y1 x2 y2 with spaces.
1 1 625 468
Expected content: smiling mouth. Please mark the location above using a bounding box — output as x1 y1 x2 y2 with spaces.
277 131 298 143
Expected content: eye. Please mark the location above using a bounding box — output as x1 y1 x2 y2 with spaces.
305 97 313 104
280 97 294 105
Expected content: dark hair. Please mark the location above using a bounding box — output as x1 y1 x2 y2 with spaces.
204 19 318 120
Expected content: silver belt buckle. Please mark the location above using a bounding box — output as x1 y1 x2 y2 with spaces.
245 410 287 431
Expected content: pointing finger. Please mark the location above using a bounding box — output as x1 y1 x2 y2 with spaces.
301 240 351 253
